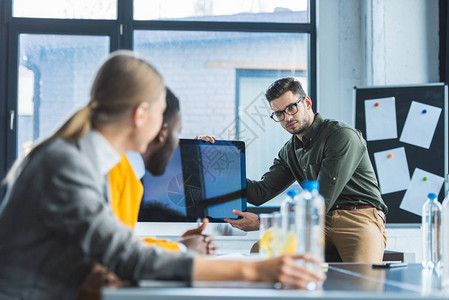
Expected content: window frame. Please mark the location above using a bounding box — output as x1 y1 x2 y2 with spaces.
1 0 8 198
235 68 309 138
0 0 317 212
7 20 119 164
2 1 121 186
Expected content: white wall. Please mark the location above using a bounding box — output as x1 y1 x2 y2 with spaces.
317 0 365 125
383 0 439 84
318 0 439 123
318 0 440 263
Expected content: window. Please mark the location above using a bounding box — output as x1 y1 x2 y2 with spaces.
134 31 308 139
17 34 109 159
1 2 7 198
1 0 316 210
2 0 118 174
134 0 309 23
236 70 305 206
13 0 117 19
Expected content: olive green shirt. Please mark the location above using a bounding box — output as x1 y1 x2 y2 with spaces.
247 113 388 214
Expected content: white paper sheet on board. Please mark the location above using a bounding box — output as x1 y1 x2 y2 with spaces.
399 168 445 216
399 101 442 149
364 97 397 141
374 147 410 195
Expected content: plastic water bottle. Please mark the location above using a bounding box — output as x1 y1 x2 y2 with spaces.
300 180 325 264
280 190 303 255
279 183 325 263
422 192 442 269
280 190 298 231
442 184 449 285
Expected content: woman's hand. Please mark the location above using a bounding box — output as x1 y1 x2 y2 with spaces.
193 253 325 290
250 254 326 289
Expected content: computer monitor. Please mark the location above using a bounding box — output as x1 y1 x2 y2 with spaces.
136 139 247 236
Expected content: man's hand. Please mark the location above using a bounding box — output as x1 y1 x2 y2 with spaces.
181 217 209 237
224 210 259 231
179 218 217 255
178 235 216 255
80 263 126 293
195 136 216 143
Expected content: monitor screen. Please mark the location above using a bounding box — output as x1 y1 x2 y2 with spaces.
138 139 247 222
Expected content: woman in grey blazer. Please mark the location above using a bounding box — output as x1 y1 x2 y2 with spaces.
0 51 324 300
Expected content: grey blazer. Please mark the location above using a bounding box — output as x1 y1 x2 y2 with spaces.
0 135 193 300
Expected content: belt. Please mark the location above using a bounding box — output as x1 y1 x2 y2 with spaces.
329 204 386 224
333 204 374 210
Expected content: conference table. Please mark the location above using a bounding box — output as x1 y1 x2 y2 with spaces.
102 263 449 300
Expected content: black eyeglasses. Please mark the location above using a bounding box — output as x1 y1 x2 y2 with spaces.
270 96 305 122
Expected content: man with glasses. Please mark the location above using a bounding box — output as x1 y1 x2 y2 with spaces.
222 77 388 263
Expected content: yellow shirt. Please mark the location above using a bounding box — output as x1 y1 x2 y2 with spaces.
109 154 180 252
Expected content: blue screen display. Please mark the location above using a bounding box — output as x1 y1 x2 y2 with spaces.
139 139 247 222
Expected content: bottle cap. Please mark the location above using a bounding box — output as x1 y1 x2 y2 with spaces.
428 193 437 200
287 190 299 198
302 180 319 192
